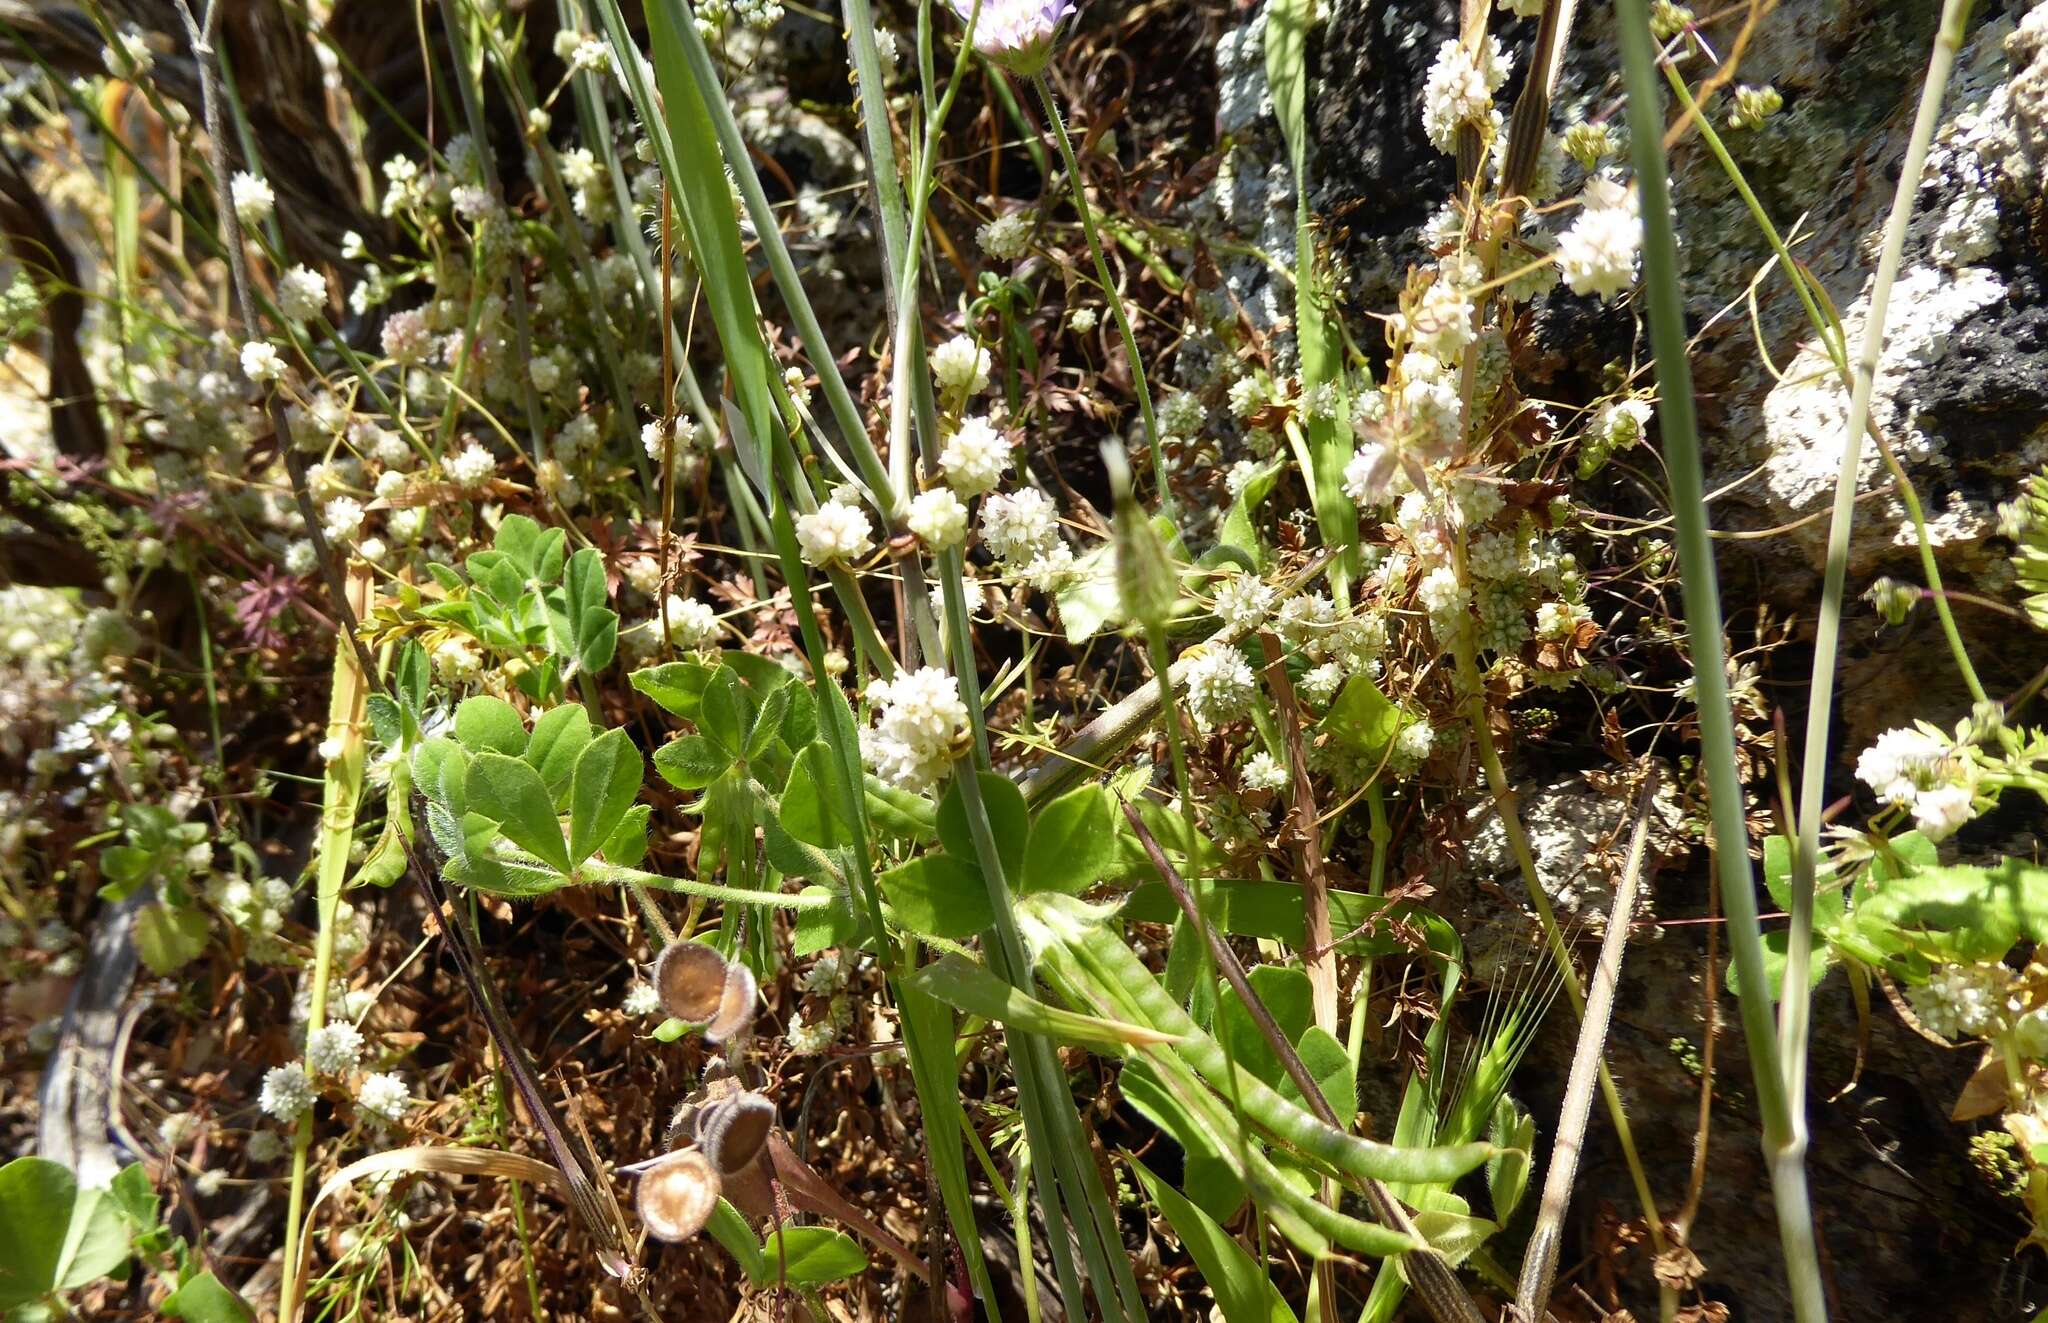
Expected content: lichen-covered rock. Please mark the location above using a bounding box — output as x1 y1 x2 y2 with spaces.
1757 6 2048 574
1462 769 1687 943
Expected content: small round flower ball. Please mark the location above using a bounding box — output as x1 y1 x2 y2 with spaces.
277 265 331 325
663 596 721 649
446 442 497 488
907 487 969 550
322 496 366 544
977 211 1033 260
258 1063 314 1121
357 1071 411 1124
930 334 991 399
381 308 434 364
795 500 875 568
241 341 285 384
307 1021 365 1075
231 172 275 227
623 556 664 596
938 416 1012 495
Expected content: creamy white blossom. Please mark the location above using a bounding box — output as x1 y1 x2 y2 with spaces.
1913 783 1976 841
307 1021 365 1075
231 172 275 226
241 341 284 384
795 499 875 567
1556 178 1642 302
1180 646 1257 730
977 211 1033 259
663 596 721 649
357 1071 411 1123
1420 37 1510 154
447 442 497 487
863 667 970 792
939 416 1012 495
1404 280 1474 364
978 488 1060 563
1242 751 1290 793
1855 726 1953 805
931 335 991 398
322 497 366 544
1909 962 2009 1040
259 1063 314 1121
277 266 331 324
907 487 970 549
1396 718 1436 763
1418 565 1468 623
1211 572 1276 632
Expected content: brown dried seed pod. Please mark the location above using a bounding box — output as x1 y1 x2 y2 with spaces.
697 1091 775 1175
703 960 758 1044
653 941 729 1024
635 1148 720 1242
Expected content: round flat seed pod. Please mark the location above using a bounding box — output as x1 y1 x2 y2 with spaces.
698 1091 775 1175
636 1148 720 1242
703 960 758 1044
653 941 729 1024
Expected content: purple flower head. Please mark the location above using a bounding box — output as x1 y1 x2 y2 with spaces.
948 0 1074 75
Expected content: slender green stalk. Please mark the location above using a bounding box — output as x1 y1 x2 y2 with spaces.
282 568 371 1322
881 0 982 508
582 858 837 908
1780 0 1978 1139
1032 74 1167 507
1614 3 1825 1316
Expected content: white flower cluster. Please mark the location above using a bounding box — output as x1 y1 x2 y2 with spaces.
357 1071 411 1124
1402 279 1475 365
1418 565 1469 636
977 211 1033 259
307 1021 365 1075
1179 646 1257 730
259 1063 314 1121
931 335 991 400
663 596 721 649
1420 36 1510 154
978 488 1061 564
939 416 1012 495
231 172 275 227
446 441 497 488
322 496 365 545
1556 177 1643 302
623 981 662 1016
907 487 969 550
1394 717 1436 766
1159 391 1208 438
1275 592 1387 671
1242 751 1290 793
1211 572 1276 633
862 667 970 792
1855 724 1978 840
1908 962 2009 1040
277 266 331 325
795 492 875 568
241 341 284 385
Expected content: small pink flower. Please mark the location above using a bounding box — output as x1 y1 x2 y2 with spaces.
949 0 1074 75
